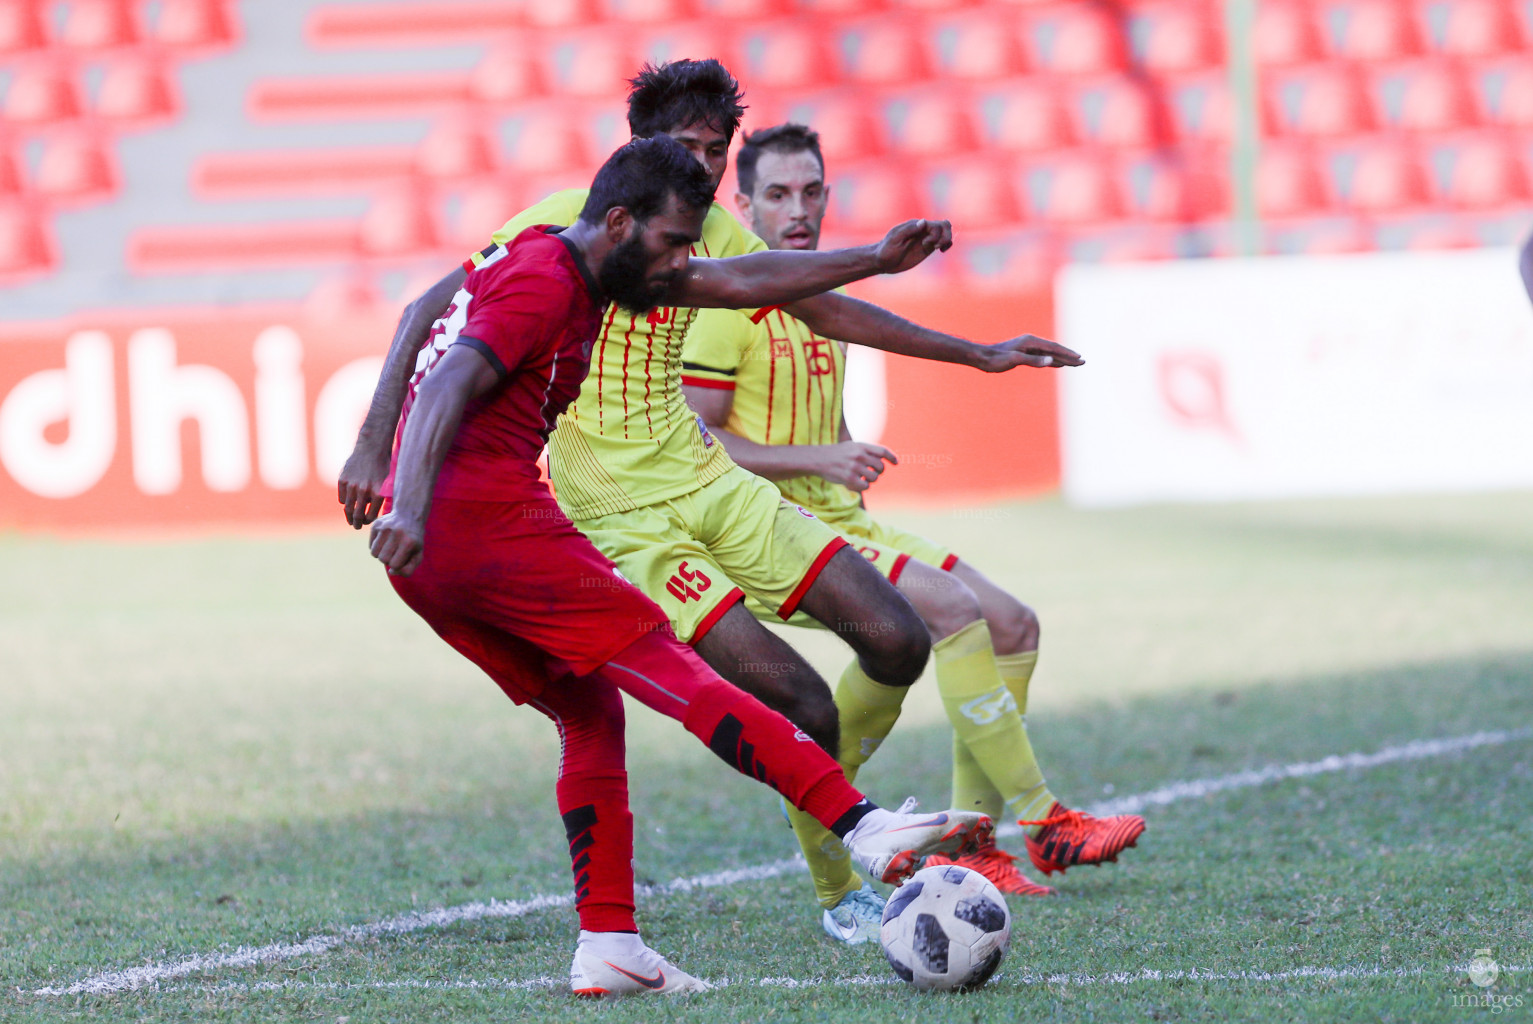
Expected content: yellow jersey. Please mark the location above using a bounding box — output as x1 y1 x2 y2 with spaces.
684 301 863 522
474 189 770 520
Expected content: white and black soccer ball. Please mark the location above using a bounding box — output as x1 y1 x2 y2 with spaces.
879 864 1012 991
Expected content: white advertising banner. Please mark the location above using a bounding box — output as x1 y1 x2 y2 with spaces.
1058 248 1533 506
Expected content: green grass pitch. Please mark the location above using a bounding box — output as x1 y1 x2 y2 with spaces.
3 493 1531 1022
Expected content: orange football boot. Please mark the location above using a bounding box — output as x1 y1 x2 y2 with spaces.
1019 802 1146 876
925 841 1056 896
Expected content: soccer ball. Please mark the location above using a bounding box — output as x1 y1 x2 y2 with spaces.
879 864 1012 991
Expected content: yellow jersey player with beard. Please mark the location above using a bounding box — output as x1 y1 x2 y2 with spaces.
685 124 1146 935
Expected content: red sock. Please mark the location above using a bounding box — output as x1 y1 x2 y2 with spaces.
556 769 637 934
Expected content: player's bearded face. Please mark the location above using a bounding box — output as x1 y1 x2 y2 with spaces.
597 231 665 314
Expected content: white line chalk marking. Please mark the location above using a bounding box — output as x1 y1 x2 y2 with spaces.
32 726 1532 997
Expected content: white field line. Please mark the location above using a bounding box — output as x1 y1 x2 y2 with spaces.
69 962 1533 996
995 725 1533 837
30 726 1533 998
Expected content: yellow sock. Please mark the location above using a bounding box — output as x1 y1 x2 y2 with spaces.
935 621 1056 836
993 648 1054 835
787 658 909 908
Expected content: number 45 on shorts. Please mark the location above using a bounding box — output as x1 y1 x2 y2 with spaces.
666 561 713 603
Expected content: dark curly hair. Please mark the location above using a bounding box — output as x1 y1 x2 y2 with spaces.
626 58 747 141
578 135 715 226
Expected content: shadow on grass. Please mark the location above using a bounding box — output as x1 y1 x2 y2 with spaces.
5 649 1531 990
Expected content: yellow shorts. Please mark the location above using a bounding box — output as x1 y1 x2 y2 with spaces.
572 465 848 644
745 503 958 628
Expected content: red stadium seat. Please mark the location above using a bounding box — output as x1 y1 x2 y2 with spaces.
1263 216 1371 254
1370 214 1477 249
360 187 442 257
34 130 118 203
636 23 730 67
570 101 632 165
454 181 523 249
924 12 1026 80
696 0 789 21
0 141 17 194
249 72 474 121
523 0 600 28
879 89 977 157
884 0 980 12
155 0 237 49
3 62 85 125
731 20 834 90
192 146 417 197
418 119 499 180
1123 0 1223 72
795 0 882 16
96 57 181 125
598 0 697 23
1411 0 1516 55
1262 64 1372 136
1115 150 1228 220
775 90 883 161
60 0 141 50
918 157 1021 228
1515 0 1533 46
306 3 521 47
1065 75 1160 148
1064 224 1182 263
1014 152 1120 223
500 104 591 174
1255 141 1327 216
831 17 930 85
0 0 49 54
471 42 544 105
973 78 1073 152
1313 0 1421 60
1254 0 1324 66
1423 134 1529 208
1315 138 1429 212
537 30 637 99
824 161 921 232
1163 69 1232 142
1362 60 1474 132
1468 58 1533 128
1016 2 1127 75
129 221 361 271
0 200 54 275
949 228 1054 293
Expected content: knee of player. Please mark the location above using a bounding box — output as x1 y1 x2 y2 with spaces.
924 576 985 641
868 615 931 686
988 597 1040 653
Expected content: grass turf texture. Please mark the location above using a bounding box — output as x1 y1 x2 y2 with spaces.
3 493 1530 1022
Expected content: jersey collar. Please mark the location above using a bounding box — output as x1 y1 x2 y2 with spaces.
546 226 604 307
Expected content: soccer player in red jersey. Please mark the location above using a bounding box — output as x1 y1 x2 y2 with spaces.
369 135 992 997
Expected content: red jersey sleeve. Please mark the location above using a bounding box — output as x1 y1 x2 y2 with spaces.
457 271 570 380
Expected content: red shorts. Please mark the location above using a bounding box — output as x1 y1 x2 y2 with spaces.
389 496 671 704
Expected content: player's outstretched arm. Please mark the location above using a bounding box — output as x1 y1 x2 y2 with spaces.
338 265 468 529
369 342 501 577
683 384 897 491
784 291 1084 372
671 218 952 310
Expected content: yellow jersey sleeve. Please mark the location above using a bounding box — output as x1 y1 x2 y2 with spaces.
464 189 589 269
682 306 762 391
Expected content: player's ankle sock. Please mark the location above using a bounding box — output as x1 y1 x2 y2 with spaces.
682 679 863 828
951 731 1004 821
933 620 1056 837
834 657 909 773
993 648 1054 832
786 799 865 908
577 930 644 958
557 770 638 932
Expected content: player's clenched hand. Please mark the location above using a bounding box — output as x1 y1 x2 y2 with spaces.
815 441 898 492
976 335 1084 373
338 443 392 529
369 512 425 576
874 219 954 275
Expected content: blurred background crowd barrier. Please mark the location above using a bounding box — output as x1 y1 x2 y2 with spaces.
1 0 1530 528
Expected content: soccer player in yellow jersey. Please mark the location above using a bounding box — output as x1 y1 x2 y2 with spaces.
340 61 1095 944
684 124 1147 936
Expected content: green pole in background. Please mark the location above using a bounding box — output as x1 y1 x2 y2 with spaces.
1226 0 1260 256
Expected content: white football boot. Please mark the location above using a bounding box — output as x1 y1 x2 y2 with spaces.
569 937 710 998
843 798 994 885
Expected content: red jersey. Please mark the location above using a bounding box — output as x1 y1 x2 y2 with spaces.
389 226 604 502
